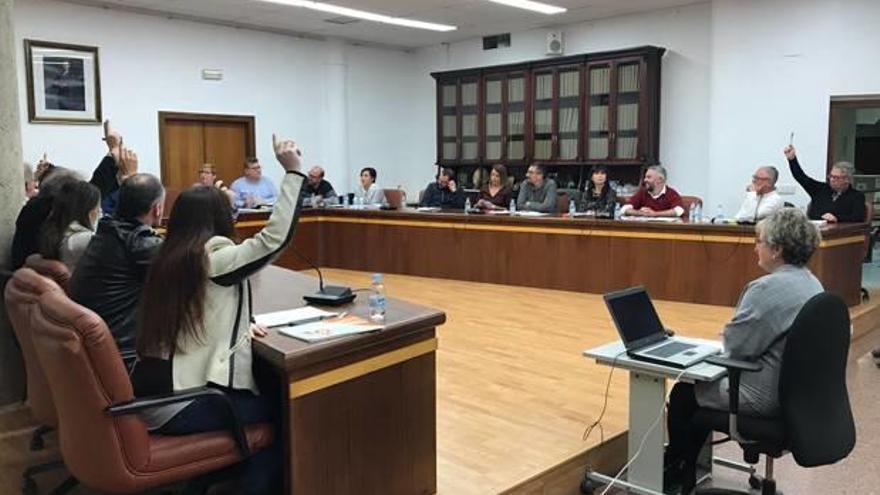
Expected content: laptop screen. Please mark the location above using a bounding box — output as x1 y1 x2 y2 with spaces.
604 287 666 349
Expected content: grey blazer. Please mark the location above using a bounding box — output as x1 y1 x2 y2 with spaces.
695 265 823 416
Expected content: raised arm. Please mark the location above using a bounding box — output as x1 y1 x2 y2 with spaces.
208 135 305 286
784 145 823 196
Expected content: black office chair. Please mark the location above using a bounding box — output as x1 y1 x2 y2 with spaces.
693 292 855 495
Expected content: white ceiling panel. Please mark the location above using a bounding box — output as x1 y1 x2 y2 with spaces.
61 0 704 48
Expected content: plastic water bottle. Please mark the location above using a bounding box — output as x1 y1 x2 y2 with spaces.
569 199 577 218
694 203 703 223
342 194 349 207
368 273 386 323
688 205 695 223
613 202 622 220
509 198 517 213
714 204 725 224
464 197 472 214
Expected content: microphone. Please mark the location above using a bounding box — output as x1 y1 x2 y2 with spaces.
290 246 355 306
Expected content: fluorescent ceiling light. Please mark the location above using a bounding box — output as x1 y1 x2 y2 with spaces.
486 0 567 15
256 0 457 31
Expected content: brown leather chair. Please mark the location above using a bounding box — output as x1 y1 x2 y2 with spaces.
680 195 703 218
25 253 71 293
557 192 571 214
28 272 274 494
5 268 73 493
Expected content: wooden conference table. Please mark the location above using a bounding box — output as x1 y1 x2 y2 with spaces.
238 208 868 307
250 266 445 494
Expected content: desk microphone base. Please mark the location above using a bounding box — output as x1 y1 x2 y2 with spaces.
303 286 356 306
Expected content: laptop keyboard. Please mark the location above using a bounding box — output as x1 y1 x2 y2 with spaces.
643 341 694 358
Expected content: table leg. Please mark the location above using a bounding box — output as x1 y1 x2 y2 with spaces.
627 371 667 491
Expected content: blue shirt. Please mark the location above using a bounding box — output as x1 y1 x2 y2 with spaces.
230 176 278 208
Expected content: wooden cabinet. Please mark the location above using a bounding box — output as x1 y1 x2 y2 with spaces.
437 76 480 165
432 46 664 189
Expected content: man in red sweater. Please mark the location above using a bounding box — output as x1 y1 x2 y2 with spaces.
621 165 685 217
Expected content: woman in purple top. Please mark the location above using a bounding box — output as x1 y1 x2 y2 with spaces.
476 164 513 210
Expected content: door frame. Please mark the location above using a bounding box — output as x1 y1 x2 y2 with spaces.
157 111 256 184
827 96 880 173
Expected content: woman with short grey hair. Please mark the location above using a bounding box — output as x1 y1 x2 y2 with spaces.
755 207 821 267
664 208 824 492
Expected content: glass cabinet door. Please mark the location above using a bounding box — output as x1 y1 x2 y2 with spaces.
615 61 641 160
556 67 581 160
440 83 458 161
586 63 611 160
484 77 503 161
506 75 526 161
460 79 479 162
533 71 554 161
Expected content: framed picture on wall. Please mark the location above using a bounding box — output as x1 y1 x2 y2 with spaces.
24 39 102 124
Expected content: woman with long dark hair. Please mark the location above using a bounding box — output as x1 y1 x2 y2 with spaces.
39 180 100 271
133 135 305 494
579 165 617 218
476 164 513 210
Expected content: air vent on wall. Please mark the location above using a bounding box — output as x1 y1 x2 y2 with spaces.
324 16 361 25
483 33 511 50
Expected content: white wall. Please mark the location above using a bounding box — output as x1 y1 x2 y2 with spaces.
707 0 880 212
411 2 713 200
13 0 414 194
14 0 880 211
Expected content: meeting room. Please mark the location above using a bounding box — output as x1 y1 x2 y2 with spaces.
3 0 880 494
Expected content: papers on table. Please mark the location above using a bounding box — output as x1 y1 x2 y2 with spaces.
513 211 549 217
278 317 383 343
810 219 827 227
487 209 511 215
416 206 441 212
618 216 682 223
237 206 273 214
254 306 337 328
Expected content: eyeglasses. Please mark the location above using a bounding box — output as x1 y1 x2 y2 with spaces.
828 174 848 181
752 175 771 181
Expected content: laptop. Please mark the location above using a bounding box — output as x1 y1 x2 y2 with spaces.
604 286 719 368
383 189 405 209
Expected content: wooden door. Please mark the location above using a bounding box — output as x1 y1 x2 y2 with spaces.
159 112 255 195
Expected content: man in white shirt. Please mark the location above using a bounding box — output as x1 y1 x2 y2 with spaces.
734 166 785 223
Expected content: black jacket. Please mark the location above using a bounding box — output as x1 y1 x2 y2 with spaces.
68 216 162 352
788 158 866 222
421 182 465 209
10 196 53 269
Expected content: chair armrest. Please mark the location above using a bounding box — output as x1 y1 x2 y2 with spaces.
106 387 252 458
705 355 762 442
705 355 762 373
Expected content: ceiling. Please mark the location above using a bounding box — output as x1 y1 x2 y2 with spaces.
61 0 701 49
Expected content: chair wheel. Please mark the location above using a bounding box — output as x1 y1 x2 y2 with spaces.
749 473 762 489
29 435 44 451
580 472 603 494
22 477 37 495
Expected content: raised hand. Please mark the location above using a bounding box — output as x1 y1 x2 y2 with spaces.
118 144 139 178
448 180 457 193
783 145 796 161
272 133 301 172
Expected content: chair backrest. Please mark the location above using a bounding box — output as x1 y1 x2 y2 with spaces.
29 280 152 490
557 188 581 202
556 192 570 213
25 253 71 292
4 268 62 426
778 292 855 467
680 195 703 217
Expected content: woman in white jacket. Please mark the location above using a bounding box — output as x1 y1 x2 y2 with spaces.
133 135 304 494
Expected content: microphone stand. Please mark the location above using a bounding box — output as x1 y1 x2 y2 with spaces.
290 247 355 306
